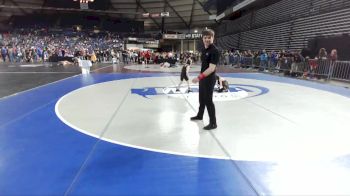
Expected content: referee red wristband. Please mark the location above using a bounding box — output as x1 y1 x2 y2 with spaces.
197 73 205 80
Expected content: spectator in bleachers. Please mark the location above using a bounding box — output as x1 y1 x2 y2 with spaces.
270 50 279 71
229 50 234 66
330 49 337 61
131 51 138 63
144 50 151 67
1 46 7 62
259 49 268 71
314 48 328 79
317 48 328 60
0 28 123 64
290 50 304 77
244 50 254 69
277 49 287 72
233 50 241 68
224 50 229 65
90 51 97 63
328 49 338 79
8 47 14 63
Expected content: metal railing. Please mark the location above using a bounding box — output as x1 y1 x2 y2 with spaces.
221 56 350 82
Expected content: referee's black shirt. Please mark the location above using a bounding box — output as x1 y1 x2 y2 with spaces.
200 44 219 81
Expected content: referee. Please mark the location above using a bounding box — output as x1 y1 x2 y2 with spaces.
191 29 219 130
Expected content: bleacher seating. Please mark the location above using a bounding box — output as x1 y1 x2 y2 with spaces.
217 21 291 51
254 0 309 28
216 0 350 51
216 34 240 50
226 13 252 34
290 7 350 50
240 21 291 51
311 0 350 14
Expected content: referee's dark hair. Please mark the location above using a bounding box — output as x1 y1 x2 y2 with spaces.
202 29 215 37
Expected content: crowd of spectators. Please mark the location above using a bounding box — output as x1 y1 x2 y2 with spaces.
219 47 340 79
0 28 202 68
119 50 200 66
1 28 344 80
0 28 123 64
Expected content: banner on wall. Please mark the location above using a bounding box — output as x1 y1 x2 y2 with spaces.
163 33 202 40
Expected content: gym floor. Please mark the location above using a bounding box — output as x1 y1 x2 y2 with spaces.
1 62 350 195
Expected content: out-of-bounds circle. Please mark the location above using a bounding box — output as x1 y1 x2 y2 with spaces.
55 76 350 161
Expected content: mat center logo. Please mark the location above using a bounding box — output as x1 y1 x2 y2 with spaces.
131 84 269 101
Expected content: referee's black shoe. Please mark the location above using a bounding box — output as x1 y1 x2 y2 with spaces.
203 124 217 130
190 116 202 121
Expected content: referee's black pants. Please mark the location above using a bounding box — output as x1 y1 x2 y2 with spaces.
197 78 216 125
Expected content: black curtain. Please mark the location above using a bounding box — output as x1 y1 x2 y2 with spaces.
308 34 350 60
